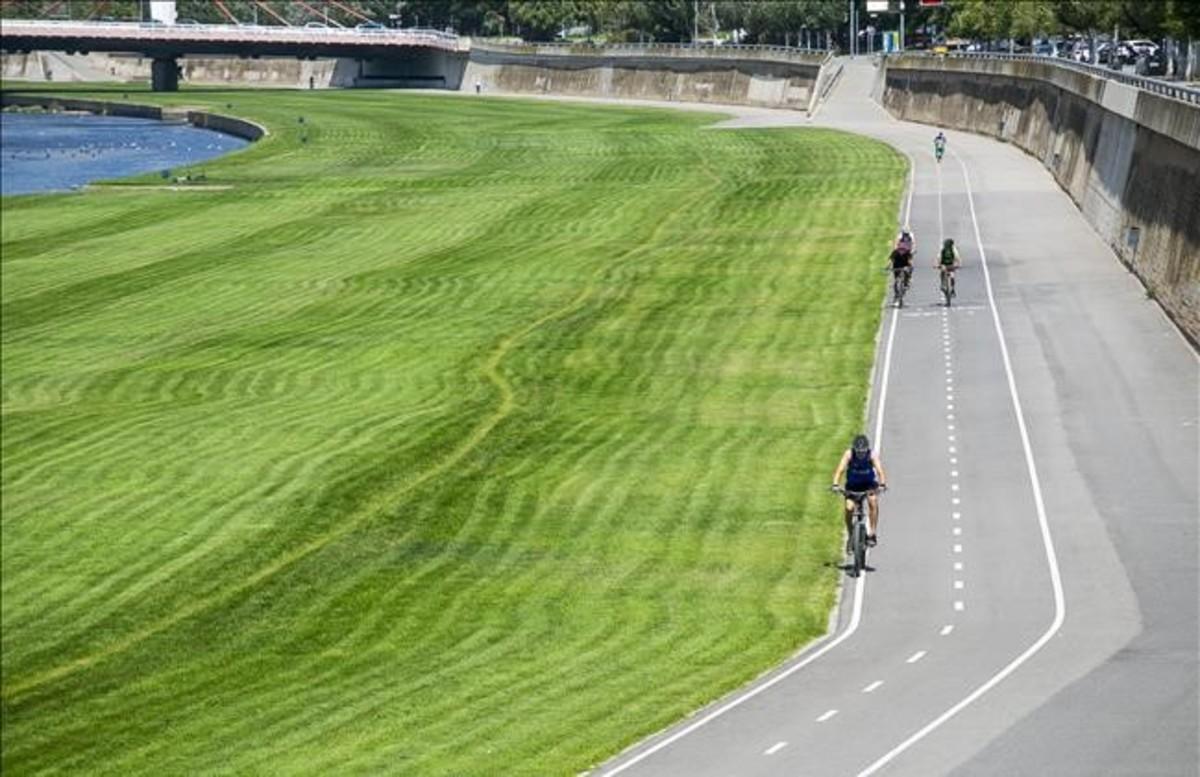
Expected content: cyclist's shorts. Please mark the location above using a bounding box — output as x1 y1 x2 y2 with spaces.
845 477 878 493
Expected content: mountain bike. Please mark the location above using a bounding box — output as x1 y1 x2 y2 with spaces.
939 267 956 307
832 485 876 577
892 267 911 308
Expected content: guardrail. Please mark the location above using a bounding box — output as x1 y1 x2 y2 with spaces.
927 51 1200 105
0 18 467 52
471 40 830 64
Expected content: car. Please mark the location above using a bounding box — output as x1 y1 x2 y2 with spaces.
355 21 385 32
304 22 328 28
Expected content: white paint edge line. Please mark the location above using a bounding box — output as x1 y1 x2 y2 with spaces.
599 189 912 777
855 148 1066 777
906 650 927 664
817 709 839 723
863 680 885 693
601 110 920 777
764 741 788 756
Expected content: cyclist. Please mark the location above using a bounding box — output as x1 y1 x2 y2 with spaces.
889 240 913 296
934 131 947 162
937 237 961 300
831 434 888 549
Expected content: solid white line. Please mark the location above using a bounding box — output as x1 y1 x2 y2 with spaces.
863 680 884 693
600 120 917 777
855 163 1070 767
764 741 788 756
907 651 927 664
817 709 839 722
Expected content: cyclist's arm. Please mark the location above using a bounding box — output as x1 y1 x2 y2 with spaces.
953 246 962 268
832 450 851 485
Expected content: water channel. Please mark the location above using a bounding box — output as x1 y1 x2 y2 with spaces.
1 111 249 196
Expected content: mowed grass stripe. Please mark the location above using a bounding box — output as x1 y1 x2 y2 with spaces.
2 87 902 775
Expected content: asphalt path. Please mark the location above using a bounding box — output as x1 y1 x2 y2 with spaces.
589 57 1199 776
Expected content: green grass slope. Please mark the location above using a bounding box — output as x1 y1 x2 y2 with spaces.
1 87 903 775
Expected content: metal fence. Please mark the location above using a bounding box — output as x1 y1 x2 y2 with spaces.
935 51 1200 106
470 40 830 64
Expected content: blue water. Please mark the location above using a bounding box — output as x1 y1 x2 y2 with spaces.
1 112 249 196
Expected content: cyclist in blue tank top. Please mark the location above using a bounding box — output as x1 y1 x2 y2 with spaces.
832 434 888 548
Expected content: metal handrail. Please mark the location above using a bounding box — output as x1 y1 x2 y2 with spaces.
918 50 1200 105
471 39 830 63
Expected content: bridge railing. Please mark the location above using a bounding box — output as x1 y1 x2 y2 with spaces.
0 18 468 52
899 50 1200 106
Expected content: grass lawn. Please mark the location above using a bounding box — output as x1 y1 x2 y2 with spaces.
1 85 904 775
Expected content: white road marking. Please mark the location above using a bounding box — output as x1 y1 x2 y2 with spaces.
597 208 911 773
951 483 959 491
953 527 962 536
855 151 1066 768
863 680 884 693
953 544 963 553
950 470 959 477
952 497 961 505
952 511 961 519
954 561 963 571
907 651 927 664
764 741 787 756
954 580 965 590
817 709 839 723
940 625 955 636
954 601 965 612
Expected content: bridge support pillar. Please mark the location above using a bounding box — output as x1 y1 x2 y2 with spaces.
151 57 180 91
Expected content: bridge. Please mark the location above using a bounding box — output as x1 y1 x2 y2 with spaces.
0 19 467 90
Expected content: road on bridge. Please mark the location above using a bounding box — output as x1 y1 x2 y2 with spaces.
595 57 1199 777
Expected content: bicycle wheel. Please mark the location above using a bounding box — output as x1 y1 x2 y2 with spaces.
893 275 904 307
852 519 868 576
941 273 952 307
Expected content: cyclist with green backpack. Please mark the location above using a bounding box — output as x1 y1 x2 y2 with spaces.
934 131 947 162
937 238 961 305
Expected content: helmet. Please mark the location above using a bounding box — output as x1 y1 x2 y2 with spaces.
852 434 870 454
943 238 954 247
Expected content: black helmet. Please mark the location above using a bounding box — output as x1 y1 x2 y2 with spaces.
852 434 870 454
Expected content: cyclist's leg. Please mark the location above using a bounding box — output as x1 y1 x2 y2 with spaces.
867 491 879 537
843 499 856 551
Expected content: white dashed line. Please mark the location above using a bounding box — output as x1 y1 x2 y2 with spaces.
952 511 961 519
954 580 965 590
952 497 961 505
954 561 963 571
953 526 962 536
940 625 955 636
817 709 839 723
765 741 788 755
950 470 959 477
907 651 927 664
863 680 884 693
954 544 963 553
954 601 965 612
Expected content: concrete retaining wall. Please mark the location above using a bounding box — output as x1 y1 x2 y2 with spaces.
1 51 348 88
882 56 1200 342
0 93 266 142
463 44 824 109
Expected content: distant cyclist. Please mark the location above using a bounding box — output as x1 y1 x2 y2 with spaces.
832 434 888 549
934 131 947 162
889 240 913 292
937 238 961 300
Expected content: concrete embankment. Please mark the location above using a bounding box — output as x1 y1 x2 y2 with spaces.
880 55 1200 343
0 93 265 141
2 51 353 89
464 43 826 110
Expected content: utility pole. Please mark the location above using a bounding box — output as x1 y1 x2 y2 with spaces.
849 0 855 56
693 0 699 45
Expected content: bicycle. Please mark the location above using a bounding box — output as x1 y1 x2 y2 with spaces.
939 266 956 307
935 143 945 163
891 266 911 308
832 485 878 577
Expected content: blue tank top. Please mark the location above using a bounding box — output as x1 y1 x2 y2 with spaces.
846 449 876 487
